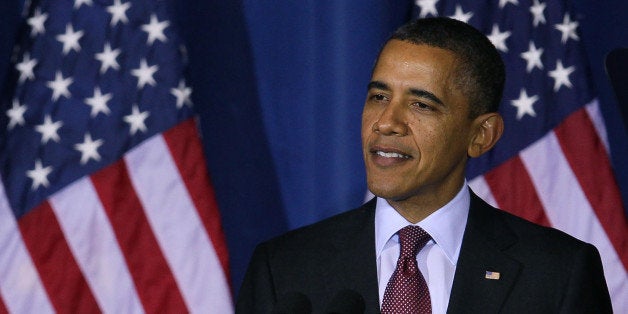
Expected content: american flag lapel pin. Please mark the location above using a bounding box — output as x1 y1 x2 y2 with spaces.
485 271 500 280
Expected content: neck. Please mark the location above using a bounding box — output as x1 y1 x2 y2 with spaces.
387 200 437 223
386 181 466 223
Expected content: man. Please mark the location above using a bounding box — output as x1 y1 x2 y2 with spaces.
236 17 612 313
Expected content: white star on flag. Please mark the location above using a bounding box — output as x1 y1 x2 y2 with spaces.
26 160 53 190
74 133 104 164
499 0 518 9
131 59 158 89
555 13 579 44
16 53 38 83
124 105 150 135
56 24 84 55
415 0 439 18
170 80 193 108
107 0 132 26
73 0 93 9
141 14 169 45
548 60 575 91
511 88 538 120
84 87 112 117
6 99 27 130
450 5 473 24
95 42 121 74
487 24 511 53
520 41 544 73
35 115 63 144
46 71 73 101
530 0 547 27
27 8 48 37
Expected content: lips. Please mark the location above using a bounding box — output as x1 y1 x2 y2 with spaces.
369 145 413 166
375 150 411 159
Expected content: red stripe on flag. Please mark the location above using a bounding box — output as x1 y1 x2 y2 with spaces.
484 156 551 227
554 107 628 269
90 159 188 313
0 296 8 314
18 202 101 313
162 119 231 282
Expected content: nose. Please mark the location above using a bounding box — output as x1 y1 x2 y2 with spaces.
372 102 408 136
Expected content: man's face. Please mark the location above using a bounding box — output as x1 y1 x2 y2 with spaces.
362 40 479 210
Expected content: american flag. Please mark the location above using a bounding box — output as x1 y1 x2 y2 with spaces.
412 0 627 311
0 0 232 312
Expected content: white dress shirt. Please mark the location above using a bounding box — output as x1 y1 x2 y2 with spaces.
375 184 470 314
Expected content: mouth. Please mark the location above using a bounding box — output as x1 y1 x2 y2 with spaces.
369 146 413 166
374 150 411 159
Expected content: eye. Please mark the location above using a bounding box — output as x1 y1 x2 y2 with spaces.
412 101 434 111
369 93 389 102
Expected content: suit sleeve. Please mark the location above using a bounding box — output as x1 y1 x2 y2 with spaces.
236 243 277 314
558 243 613 314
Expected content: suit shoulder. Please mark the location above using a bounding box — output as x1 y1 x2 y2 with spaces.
486 205 595 256
259 200 375 252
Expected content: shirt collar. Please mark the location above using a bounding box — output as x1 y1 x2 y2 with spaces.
374 183 470 266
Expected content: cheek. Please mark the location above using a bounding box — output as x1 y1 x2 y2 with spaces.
360 118 371 151
361 109 377 135
411 123 464 160
436 126 472 160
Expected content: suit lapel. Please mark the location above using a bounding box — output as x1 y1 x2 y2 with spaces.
447 192 522 313
325 199 381 313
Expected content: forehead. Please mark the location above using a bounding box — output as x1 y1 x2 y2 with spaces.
373 40 460 81
372 40 467 107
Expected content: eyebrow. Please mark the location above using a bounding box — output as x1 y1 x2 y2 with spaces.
367 80 445 106
367 81 389 91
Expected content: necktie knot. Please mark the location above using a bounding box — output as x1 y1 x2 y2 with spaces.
398 225 431 259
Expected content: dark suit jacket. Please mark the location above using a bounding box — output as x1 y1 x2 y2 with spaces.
236 190 612 313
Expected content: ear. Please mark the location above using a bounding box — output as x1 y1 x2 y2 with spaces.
467 113 504 158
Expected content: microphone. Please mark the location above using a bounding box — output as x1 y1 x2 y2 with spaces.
271 292 312 314
325 290 365 314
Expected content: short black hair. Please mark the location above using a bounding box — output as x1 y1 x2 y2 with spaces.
388 17 505 117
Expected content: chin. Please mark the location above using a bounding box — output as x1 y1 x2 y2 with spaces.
367 181 407 201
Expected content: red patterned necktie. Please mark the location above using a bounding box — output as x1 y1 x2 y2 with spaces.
381 225 432 314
